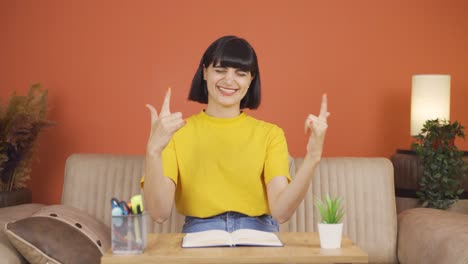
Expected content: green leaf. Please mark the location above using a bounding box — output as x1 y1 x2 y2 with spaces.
314 194 344 224
413 119 466 210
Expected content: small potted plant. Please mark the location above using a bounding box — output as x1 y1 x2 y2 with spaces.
412 119 467 209
315 194 345 249
0 83 54 207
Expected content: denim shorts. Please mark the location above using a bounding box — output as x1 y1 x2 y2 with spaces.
182 211 279 233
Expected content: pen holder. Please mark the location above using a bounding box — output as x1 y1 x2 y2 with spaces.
111 213 148 254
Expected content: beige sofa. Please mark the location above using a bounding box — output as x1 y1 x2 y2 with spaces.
0 154 466 264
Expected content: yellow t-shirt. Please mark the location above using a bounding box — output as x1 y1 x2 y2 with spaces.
142 110 291 218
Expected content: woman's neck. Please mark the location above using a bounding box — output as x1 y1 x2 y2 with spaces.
205 103 241 118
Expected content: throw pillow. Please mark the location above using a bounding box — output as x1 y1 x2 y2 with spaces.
4 205 110 264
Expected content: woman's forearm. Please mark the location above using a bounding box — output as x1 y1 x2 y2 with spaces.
143 152 175 223
270 155 320 223
270 94 329 223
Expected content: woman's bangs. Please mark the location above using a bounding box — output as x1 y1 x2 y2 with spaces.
211 41 256 73
215 54 254 72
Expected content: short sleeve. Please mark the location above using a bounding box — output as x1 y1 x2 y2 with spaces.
264 126 291 184
139 139 178 189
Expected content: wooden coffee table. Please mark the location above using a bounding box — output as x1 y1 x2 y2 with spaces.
101 232 368 264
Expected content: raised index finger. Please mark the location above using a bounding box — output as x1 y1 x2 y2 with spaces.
160 87 171 116
319 93 328 118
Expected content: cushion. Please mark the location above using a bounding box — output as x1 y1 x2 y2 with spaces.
398 207 468 264
0 203 46 264
4 205 110 264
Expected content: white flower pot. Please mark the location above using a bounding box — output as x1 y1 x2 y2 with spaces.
318 223 343 249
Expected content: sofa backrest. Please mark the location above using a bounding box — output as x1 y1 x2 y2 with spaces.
61 154 397 264
285 157 397 264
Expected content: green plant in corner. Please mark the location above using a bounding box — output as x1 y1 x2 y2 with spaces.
0 84 54 192
315 194 345 224
412 119 467 209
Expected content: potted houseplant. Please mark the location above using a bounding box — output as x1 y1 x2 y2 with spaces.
0 83 54 207
412 119 467 209
315 194 345 249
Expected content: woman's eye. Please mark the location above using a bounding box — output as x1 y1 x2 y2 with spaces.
237 72 247 77
215 69 225 73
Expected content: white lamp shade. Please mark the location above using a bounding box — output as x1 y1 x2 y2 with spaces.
410 74 451 136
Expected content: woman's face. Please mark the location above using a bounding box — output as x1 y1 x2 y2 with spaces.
203 63 254 109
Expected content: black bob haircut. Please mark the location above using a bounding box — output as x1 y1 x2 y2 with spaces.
188 35 261 109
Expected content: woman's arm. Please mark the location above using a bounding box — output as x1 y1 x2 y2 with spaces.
267 156 319 223
143 88 185 223
144 152 176 223
267 94 329 223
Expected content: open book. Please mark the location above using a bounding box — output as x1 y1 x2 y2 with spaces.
182 229 283 248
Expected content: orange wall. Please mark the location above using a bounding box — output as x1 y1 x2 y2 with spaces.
1 0 468 205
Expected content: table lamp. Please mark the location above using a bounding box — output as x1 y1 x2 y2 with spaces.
392 74 453 213
410 74 451 136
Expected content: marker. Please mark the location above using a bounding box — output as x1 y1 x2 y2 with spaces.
112 207 123 227
130 195 144 214
130 195 144 245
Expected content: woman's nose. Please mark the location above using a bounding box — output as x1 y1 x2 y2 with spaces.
223 70 235 83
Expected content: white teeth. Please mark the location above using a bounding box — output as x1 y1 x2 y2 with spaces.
218 87 237 94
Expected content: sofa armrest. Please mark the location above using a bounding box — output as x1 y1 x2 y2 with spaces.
398 208 468 264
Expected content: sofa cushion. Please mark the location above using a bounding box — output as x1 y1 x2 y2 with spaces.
398 207 468 264
4 205 110 264
0 203 46 264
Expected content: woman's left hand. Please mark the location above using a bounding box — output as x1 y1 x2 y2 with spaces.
304 94 330 161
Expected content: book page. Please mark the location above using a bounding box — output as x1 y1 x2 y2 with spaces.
231 229 283 247
182 230 232 248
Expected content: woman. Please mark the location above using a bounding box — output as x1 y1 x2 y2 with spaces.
142 35 329 233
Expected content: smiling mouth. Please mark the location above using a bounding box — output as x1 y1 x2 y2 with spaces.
217 86 238 96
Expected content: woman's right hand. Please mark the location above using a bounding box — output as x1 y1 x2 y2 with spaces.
145 88 185 155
